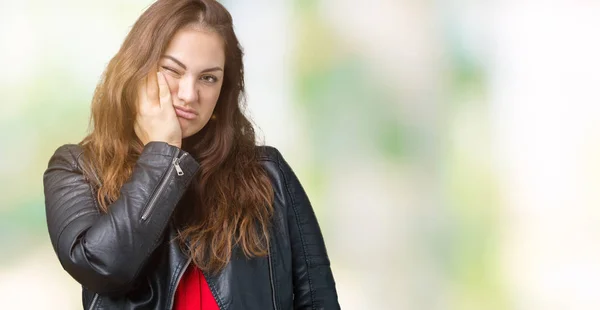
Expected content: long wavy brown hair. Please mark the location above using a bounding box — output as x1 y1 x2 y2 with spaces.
79 0 274 273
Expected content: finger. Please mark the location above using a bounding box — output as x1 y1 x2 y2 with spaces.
156 71 172 108
146 69 159 106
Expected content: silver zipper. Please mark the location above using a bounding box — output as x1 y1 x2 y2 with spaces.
88 293 99 309
141 150 187 221
267 245 278 310
173 156 184 176
167 257 192 310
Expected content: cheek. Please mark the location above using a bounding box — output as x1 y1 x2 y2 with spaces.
164 76 179 94
199 86 221 107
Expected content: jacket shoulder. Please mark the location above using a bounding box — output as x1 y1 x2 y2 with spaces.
256 145 282 163
255 145 299 189
49 144 84 165
46 144 91 180
256 145 293 186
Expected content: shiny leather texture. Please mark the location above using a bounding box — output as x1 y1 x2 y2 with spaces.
43 141 340 309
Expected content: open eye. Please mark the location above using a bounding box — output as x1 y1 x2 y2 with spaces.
201 75 218 83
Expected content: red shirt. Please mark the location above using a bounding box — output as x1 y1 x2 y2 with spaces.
173 264 220 310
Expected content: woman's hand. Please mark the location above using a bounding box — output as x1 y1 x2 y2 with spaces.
134 69 182 148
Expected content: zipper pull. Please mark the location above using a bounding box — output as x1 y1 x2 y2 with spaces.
173 157 184 176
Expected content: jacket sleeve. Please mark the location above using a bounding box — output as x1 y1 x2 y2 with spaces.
272 149 340 310
43 142 200 296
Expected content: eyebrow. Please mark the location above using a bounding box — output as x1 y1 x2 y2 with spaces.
161 54 223 73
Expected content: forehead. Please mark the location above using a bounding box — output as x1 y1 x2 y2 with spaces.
163 27 225 68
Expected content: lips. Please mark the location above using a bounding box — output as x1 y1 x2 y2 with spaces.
174 106 198 120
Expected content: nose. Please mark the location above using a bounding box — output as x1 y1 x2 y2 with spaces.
176 76 199 104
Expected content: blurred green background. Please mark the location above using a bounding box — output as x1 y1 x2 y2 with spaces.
1 1 600 309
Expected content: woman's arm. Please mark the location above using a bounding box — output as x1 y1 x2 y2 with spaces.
43 141 199 296
271 148 341 310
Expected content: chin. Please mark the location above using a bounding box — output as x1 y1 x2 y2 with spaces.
181 126 204 139
181 129 196 139
180 115 209 134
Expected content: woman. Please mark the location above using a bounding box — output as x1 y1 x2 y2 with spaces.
42 0 339 309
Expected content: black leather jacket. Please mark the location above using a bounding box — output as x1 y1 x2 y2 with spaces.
43 142 340 309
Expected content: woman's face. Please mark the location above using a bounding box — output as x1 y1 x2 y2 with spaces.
158 26 225 138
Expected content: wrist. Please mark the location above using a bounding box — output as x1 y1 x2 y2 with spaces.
166 139 182 148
